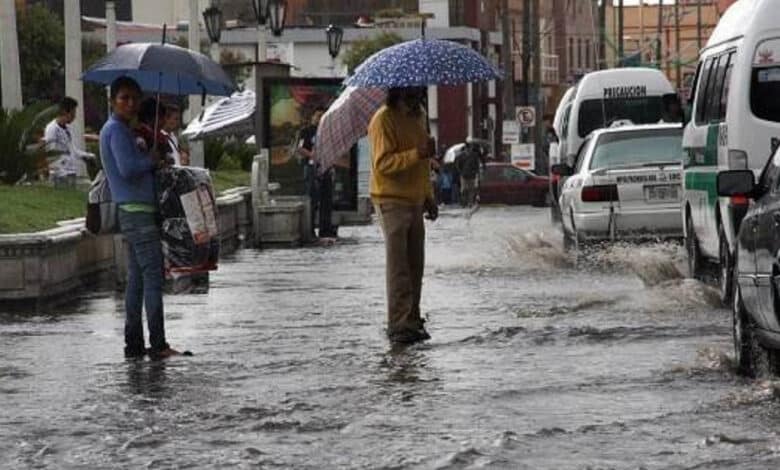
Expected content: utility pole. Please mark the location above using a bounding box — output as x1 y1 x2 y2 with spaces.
697 0 702 51
64 0 86 178
639 0 645 58
657 0 663 70
599 0 606 69
532 0 543 173
188 0 204 168
674 0 681 89
502 0 515 120
522 0 531 111
618 0 624 66
0 0 23 110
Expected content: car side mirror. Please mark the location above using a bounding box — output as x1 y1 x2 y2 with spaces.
717 170 755 198
551 164 573 177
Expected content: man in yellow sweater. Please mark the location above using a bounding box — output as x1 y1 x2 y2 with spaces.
368 87 438 344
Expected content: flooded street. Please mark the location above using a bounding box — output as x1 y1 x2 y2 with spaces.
3 206 780 469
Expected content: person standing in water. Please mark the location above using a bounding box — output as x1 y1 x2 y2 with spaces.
99 76 184 360
368 87 438 344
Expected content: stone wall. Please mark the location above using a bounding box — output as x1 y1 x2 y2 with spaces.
0 187 253 306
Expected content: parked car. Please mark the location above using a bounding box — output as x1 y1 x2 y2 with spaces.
554 124 684 251
478 162 549 206
718 148 780 376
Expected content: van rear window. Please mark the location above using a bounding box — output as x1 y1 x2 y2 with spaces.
578 97 664 137
751 66 780 122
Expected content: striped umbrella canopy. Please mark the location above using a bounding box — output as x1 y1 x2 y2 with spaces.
182 90 256 140
315 86 386 174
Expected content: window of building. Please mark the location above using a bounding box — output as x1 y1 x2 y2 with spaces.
569 37 574 70
585 40 591 69
577 38 582 69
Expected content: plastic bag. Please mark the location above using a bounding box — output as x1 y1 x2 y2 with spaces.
157 167 220 277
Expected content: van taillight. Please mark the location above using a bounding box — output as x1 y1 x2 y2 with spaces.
581 184 619 202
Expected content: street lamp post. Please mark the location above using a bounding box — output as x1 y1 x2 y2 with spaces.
249 0 288 209
325 24 343 77
203 5 223 62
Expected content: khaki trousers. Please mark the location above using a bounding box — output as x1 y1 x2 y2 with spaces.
375 203 425 334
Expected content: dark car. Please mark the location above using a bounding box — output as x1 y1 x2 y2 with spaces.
718 153 780 377
479 163 550 206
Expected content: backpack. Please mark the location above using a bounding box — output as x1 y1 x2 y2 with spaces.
85 170 118 235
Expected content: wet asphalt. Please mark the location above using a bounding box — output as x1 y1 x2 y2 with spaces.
2 206 780 469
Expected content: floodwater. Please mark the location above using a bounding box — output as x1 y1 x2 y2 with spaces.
3 206 780 469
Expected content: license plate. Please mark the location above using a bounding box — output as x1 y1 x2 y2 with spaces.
644 184 679 202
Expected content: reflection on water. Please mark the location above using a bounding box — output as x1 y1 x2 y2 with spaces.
1 206 778 468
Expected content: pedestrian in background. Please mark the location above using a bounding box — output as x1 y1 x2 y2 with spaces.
100 76 183 360
368 86 438 344
161 103 189 166
455 142 485 207
43 96 95 187
297 107 325 239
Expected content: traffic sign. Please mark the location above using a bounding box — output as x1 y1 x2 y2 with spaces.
502 120 520 144
516 106 536 127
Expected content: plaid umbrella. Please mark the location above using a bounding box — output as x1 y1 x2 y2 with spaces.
315 86 386 174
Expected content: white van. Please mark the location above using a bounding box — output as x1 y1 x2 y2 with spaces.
551 68 678 223
564 68 677 166
550 86 576 167
682 0 780 304
549 86 576 223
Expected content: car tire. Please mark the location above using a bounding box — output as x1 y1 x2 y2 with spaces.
733 281 777 378
686 212 704 280
718 223 733 305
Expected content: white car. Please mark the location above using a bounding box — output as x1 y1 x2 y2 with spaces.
555 124 684 248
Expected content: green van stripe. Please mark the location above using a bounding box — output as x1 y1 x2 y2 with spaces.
685 169 718 207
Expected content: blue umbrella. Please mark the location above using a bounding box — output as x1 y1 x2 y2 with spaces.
82 43 235 96
345 39 502 88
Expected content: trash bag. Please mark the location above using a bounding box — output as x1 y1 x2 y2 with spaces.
157 166 220 277
85 170 118 235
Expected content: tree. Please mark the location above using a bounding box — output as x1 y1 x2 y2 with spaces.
0 103 57 184
342 32 403 74
16 4 65 105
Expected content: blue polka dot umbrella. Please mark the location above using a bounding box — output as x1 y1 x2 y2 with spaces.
345 38 502 88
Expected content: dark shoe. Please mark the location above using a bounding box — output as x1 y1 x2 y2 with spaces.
124 347 146 359
148 347 181 360
388 327 430 344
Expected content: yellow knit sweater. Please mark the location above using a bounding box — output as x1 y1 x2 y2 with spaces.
368 105 434 206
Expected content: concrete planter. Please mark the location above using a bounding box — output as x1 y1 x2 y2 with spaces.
0 187 253 305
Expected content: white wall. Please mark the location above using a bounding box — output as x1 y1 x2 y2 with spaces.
419 0 450 28
131 0 210 27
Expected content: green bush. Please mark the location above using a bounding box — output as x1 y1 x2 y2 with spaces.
0 103 57 184
204 137 225 170
204 137 255 171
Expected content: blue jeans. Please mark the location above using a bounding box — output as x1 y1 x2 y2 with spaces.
118 210 168 355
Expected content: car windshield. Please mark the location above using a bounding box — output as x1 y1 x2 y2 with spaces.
578 97 664 137
751 66 780 122
589 128 683 170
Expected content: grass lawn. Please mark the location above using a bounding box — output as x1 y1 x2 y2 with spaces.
0 170 251 234
210 169 251 194
0 184 86 234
